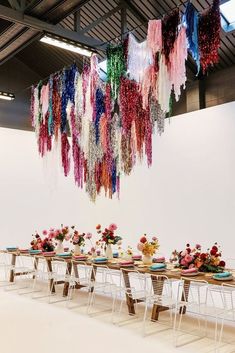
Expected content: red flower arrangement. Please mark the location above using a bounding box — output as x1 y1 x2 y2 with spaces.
171 242 226 273
31 232 54 252
96 223 122 245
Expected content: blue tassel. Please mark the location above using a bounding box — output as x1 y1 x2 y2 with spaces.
95 88 105 144
61 64 77 133
111 162 116 194
183 2 200 74
48 75 54 135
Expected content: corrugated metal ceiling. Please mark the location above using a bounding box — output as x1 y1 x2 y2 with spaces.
0 0 234 78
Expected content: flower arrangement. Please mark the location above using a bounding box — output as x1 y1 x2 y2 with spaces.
71 230 85 247
96 223 122 245
171 243 226 273
31 232 54 252
137 235 159 256
48 226 72 242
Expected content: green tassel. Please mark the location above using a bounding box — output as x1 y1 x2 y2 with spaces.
106 44 126 99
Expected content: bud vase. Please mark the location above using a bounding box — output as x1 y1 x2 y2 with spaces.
142 254 152 265
74 244 81 256
55 240 64 254
105 244 113 260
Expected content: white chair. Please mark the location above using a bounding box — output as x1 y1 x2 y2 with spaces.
216 283 235 352
31 257 66 302
115 269 150 326
143 274 185 338
4 253 35 292
0 252 13 287
67 261 93 309
175 278 225 348
87 264 121 319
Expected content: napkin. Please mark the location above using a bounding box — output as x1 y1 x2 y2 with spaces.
120 260 134 265
150 263 166 270
42 252 55 256
93 257 108 262
153 257 165 263
132 255 142 260
214 272 232 278
181 268 198 274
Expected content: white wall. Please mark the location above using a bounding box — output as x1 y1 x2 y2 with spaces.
0 101 235 259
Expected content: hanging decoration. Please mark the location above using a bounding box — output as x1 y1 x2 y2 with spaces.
162 9 180 64
106 44 126 99
199 0 221 73
183 2 200 74
31 2 221 201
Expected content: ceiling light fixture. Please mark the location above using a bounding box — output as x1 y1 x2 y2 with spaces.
0 91 15 101
40 33 95 57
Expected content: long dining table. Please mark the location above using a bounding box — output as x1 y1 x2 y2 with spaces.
2 250 235 321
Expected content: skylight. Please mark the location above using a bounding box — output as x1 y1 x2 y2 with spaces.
220 0 235 32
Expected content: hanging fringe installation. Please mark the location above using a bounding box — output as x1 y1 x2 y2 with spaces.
31 1 221 201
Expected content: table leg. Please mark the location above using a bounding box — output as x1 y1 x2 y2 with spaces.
9 254 16 282
122 269 135 315
46 259 55 293
151 275 168 321
33 257 39 279
180 279 190 314
63 261 72 297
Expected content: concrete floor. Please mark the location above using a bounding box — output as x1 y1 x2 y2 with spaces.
0 283 234 353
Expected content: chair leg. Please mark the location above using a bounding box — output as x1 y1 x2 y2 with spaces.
142 299 149 337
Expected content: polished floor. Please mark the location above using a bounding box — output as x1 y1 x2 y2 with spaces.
0 284 234 353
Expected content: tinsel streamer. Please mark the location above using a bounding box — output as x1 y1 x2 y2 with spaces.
90 55 99 116
183 2 200 74
30 86 35 128
72 135 84 188
162 9 180 64
199 0 220 73
48 75 54 135
61 64 77 133
61 132 70 177
40 83 49 123
157 54 172 113
150 98 165 136
120 78 138 136
32 85 40 138
95 88 105 144
52 74 61 140
38 114 52 157
141 64 157 109
107 44 126 99
147 19 162 54
169 26 187 101
82 65 90 114
61 68 67 133
127 33 153 83
144 106 152 167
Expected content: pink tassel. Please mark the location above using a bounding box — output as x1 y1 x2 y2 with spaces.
169 27 187 101
147 19 162 54
61 133 70 177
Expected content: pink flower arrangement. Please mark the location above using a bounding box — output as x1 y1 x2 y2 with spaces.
109 223 117 231
96 224 122 245
171 243 226 273
71 230 85 246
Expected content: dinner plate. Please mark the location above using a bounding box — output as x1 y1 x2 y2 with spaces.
150 268 166 272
